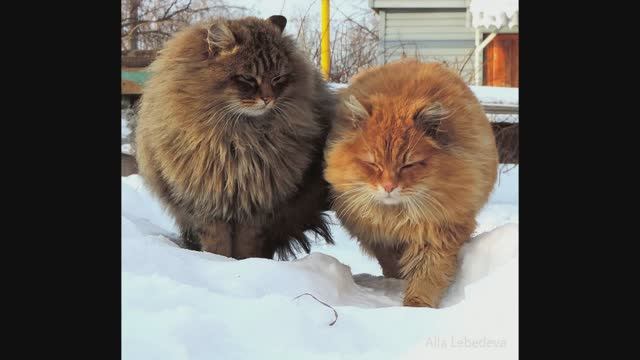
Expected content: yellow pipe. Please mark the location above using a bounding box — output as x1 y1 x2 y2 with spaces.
321 0 330 79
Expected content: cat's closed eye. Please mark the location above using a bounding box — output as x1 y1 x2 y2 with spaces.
400 160 427 171
271 74 288 86
359 160 382 173
235 75 257 86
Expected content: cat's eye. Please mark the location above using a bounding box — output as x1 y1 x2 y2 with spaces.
360 160 382 172
401 160 427 171
271 74 288 85
235 75 257 85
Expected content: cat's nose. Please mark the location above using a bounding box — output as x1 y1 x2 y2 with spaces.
261 96 273 104
383 182 397 193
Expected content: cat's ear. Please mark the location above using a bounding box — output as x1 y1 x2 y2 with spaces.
343 95 370 127
268 15 287 33
414 102 450 145
206 21 236 57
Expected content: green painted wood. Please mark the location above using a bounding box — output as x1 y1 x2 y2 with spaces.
122 70 150 86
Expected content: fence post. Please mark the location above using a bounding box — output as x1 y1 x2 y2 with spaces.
321 0 331 79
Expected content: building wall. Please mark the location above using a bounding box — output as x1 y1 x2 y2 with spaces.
373 0 518 84
377 8 477 83
371 0 468 8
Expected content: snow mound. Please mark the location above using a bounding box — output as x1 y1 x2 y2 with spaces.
122 164 518 359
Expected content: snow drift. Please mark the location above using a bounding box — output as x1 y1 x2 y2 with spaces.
122 165 518 359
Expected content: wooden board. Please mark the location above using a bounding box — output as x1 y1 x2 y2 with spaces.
122 79 143 95
483 34 519 87
121 69 150 95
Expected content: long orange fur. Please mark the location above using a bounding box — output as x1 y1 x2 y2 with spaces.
324 60 498 307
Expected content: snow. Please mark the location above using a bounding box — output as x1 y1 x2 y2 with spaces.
122 113 134 155
470 86 518 106
121 144 134 155
122 165 518 359
469 0 519 30
328 82 347 91
122 110 137 155
121 115 131 141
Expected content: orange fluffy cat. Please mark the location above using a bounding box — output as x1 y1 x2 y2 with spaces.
324 60 498 307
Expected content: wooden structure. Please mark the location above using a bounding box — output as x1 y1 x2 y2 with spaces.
122 153 139 177
121 50 156 96
483 34 518 87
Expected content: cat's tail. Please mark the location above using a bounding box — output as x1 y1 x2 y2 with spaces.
270 211 335 261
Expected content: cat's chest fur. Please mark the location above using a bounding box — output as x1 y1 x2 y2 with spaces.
337 204 435 247
166 121 318 222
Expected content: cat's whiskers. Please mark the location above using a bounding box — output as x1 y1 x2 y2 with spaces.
271 105 298 136
402 195 426 224
232 106 250 126
204 103 236 124
335 184 407 224
206 103 244 130
273 100 304 135
335 188 374 221
331 183 374 204
415 189 449 218
276 108 298 136
404 188 450 224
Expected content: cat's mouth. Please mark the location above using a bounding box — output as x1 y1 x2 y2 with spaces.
374 186 403 205
379 196 402 205
239 99 275 116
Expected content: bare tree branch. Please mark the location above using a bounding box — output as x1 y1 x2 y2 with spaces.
121 0 248 52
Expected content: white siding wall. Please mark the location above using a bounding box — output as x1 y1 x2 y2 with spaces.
378 9 478 83
371 0 468 8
